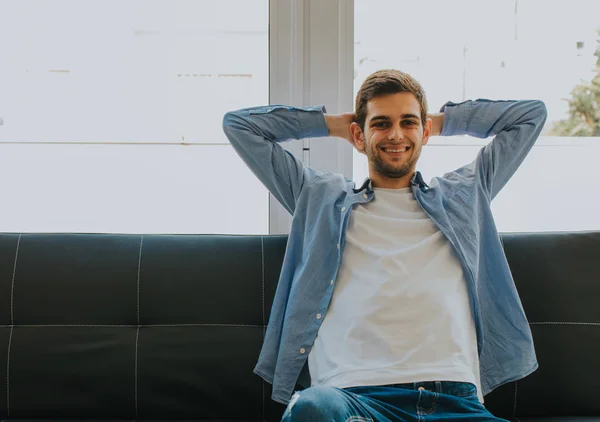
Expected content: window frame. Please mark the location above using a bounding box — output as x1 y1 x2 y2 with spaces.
268 0 355 234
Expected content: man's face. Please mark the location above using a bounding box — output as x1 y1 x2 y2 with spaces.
355 92 431 180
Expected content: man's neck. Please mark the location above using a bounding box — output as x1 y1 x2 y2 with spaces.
369 171 414 189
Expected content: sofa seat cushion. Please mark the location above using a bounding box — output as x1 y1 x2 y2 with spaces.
514 418 600 422
0 420 265 422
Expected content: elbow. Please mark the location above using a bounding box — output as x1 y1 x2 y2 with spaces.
535 100 547 116
532 100 548 122
222 111 237 133
222 111 244 147
222 109 252 136
519 100 547 129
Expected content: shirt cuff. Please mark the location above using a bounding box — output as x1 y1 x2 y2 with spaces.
439 100 471 137
298 105 329 138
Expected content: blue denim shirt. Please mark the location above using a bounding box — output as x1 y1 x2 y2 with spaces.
222 99 547 405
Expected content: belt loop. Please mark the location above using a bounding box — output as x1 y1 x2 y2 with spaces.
435 381 442 393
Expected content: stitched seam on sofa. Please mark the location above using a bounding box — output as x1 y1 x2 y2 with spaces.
134 326 140 418
9 320 600 327
513 380 518 418
135 235 143 419
261 236 265 327
529 322 600 326
137 235 143 325
7 234 21 417
261 236 265 422
0 323 266 328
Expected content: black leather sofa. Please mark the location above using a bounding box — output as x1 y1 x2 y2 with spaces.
0 231 598 422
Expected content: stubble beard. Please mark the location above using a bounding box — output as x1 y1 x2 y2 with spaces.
370 148 418 179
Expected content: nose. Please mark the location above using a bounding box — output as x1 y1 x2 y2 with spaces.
388 123 404 141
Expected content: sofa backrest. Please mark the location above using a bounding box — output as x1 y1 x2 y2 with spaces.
0 233 289 421
0 231 598 420
482 231 600 420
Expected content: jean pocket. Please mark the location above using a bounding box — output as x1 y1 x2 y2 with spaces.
442 382 478 398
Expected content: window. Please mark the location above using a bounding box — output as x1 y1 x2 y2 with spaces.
354 0 600 232
0 0 269 234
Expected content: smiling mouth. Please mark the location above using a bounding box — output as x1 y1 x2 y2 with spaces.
380 145 411 155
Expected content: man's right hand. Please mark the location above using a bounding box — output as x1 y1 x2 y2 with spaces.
325 113 365 154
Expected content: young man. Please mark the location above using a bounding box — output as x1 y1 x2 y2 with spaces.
222 69 547 421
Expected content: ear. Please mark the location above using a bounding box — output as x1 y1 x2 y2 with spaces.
422 118 433 146
350 122 366 153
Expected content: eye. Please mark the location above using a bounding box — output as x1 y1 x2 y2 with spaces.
403 120 418 126
372 121 389 128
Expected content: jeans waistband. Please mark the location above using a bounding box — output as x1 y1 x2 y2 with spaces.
382 381 477 398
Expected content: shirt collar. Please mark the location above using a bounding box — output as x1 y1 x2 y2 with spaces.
354 171 429 193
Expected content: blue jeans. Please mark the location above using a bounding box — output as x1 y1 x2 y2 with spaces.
281 381 508 422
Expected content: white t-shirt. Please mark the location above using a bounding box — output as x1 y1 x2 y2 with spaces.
308 186 483 402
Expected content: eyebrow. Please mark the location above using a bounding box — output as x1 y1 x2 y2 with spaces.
369 114 420 122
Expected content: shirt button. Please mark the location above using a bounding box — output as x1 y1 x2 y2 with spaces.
336 243 340 249
330 279 334 285
299 348 306 354
341 207 346 212
316 313 322 320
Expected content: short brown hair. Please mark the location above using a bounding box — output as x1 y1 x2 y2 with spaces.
355 69 428 130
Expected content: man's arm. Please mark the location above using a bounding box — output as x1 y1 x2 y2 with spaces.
428 113 444 137
440 99 547 201
222 105 328 215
